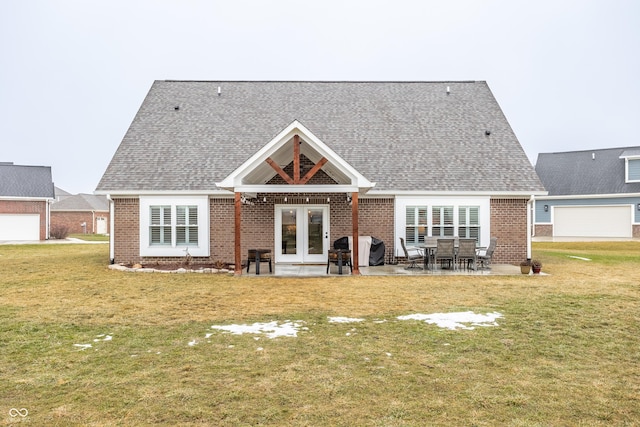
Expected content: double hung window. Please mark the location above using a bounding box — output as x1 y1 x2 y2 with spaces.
140 196 209 257
432 206 454 237
458 206 480 242
405 206 428 245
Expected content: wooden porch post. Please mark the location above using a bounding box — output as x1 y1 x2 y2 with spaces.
351 191 360 275
234 192 242 275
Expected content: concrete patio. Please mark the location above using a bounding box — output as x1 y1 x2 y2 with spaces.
246 263 522 277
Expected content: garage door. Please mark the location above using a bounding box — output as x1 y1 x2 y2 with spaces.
0 214 41 240
554 206 632 238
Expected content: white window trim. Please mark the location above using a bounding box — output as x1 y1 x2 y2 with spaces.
395 196 490 257
140 196 209 257
625 157 640 183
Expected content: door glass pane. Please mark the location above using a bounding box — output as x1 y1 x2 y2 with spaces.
307 208 323 255
281 209 297 255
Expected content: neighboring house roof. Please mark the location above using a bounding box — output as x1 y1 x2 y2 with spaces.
54 187 72 200
97 80 544 194
0 162 55 198
51 193 109 211
535 146 640 196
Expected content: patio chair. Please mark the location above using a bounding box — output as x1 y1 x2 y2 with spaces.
423 236 438 269
246 249 272 274
477 237 498 269
399 237 424 269
326 249 353 274
434 238 455 269
457 238 478 270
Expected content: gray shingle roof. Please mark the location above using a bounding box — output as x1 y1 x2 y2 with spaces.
0 163 55 198
51 193 109 211
97 81 544 193
535 146 640 195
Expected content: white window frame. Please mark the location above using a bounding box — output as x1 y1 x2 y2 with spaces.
625 157 640 183
140 196 209 257
395 196 490 257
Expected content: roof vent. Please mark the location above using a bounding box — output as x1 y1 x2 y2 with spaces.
446 86 450 95
592 153 595 160
485 130 491 136
174 106 180 111
217 86 221 96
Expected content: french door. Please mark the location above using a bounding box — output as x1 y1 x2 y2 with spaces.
275 205 329 263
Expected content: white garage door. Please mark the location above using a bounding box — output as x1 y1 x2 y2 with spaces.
0 214 41 240
554 206 632 238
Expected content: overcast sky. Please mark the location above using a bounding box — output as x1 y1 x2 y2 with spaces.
1 0 638 194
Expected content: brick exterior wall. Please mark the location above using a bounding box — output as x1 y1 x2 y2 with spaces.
490 198 529 264
112 198 139 264
111 195 532 266
50 211 110 235
0 199 49 240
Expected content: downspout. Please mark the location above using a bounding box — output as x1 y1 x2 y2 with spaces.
107 195 115 264
92 210 96 234
527 196 534 260
46 198 52 240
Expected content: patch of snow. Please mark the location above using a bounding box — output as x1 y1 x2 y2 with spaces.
210 320 304 338
73 344 92 351
328 317 365 323
188 340 198 346
397 311 503 330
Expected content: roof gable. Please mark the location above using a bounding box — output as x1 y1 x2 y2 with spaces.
97 81 545 195
536 146 640 195
217 120 374 193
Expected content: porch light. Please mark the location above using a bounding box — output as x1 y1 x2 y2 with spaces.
284 196 287 202
637 203 640 211
306 197 309 203
544 205 549 212
327 197 330 203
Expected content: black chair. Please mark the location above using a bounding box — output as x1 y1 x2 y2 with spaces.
327 249 352 274
246 249 272 274
399 237 424 269
434 238 455 269
477 237 498 269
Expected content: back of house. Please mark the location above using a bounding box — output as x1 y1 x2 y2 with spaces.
96 80 545 272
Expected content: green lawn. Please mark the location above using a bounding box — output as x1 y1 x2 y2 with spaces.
1 242 639 426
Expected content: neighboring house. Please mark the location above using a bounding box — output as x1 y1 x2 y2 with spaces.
50 191 110 235
0 162 55 240
96 80 546 273
534 147 640 238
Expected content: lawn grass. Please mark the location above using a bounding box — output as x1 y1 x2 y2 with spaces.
1 242 639 426
68 233 110 242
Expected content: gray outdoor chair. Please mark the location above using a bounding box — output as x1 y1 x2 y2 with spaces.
434 238 455 269
477 237 498 269
457 238 478 270
399 237 424 269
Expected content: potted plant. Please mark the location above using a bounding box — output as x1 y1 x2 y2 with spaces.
531 259 542 274
520 259 531 274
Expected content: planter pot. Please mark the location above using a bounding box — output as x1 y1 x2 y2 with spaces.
532 266 541 274
520 265 531 274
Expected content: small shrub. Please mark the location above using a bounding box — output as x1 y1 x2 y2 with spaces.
50 224 69 239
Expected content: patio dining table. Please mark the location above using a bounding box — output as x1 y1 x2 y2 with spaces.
420 239 485 270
